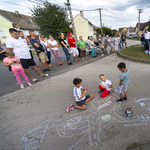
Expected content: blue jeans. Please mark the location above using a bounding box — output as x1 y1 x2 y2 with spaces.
141 40 144 46
91 48 96 57
119 43 122 49
145 39 149 50
62 47 71 62
46 51 51 64
122 41 127 48
101 48 105 54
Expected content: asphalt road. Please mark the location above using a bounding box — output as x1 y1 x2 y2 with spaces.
2 40 150 150
0 40 140 96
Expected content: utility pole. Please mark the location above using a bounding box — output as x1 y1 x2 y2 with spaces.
65 0 76 36
99 8 103 34
137 9 143 37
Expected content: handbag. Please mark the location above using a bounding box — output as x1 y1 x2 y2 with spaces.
80 46 86 51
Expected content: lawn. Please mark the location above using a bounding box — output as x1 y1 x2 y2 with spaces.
126 37 141 41
120 45 150 60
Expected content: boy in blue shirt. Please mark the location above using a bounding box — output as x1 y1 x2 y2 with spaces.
116 62 129 103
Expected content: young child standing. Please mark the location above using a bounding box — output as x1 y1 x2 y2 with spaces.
116 62 130 103
66 78 94 112
3 51 32 89
98 74 112 98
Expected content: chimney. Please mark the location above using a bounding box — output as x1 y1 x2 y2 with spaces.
15 11 22 19
80 11 84 18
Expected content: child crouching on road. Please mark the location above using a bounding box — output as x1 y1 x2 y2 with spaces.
98 74 112 98
66 78 94 112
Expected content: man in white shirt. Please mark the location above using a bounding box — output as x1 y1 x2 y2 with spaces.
6 28 49 82
144 29 150 53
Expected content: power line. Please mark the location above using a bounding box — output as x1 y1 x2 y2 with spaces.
1 1 29 8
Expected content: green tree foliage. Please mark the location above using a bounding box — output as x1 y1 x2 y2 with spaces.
97 27 113 36
31 1 71 39
112 29 117 36
148 22 150 30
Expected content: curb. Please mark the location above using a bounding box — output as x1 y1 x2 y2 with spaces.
117 51 150 63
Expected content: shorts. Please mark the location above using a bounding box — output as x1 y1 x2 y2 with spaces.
76 95 90 106
70 47 79 57
20 58 36 69
110 43 114 48
38 52 49 63
29 50 33 59
118 85 128 94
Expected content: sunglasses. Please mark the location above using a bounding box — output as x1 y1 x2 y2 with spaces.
41 37 45 38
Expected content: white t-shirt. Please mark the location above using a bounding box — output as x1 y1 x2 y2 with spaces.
110 37 114 43
101 79 112 91
21 37 27 45
6 37 31 59
73 86 85 102
89 40 95 48
144 32 150 39
48 40 59 51
40 40 50 51
114 37 120 45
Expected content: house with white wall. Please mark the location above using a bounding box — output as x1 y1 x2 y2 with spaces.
127 27 135 37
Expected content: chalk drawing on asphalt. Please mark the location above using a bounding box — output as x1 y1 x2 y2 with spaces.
21 95 150 150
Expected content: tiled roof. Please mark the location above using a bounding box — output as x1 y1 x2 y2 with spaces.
0 9 40 30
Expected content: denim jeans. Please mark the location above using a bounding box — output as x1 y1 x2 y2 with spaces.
101 48 105 54
141 40 144 46
46 51 51 64
62 47 71 62
122 41 127 48
145 39 149 50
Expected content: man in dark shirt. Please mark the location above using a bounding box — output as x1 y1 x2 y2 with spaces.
29 30 50 72
121 33 127 48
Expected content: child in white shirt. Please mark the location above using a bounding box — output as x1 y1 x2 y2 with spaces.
98 74 112 98
66 78 94 112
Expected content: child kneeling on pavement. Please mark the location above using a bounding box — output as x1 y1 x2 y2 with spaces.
98 74 112 98
66 78 94 112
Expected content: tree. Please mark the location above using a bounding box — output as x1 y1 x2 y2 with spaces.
97 26 113 36
112 29 117 36
31 1 71 39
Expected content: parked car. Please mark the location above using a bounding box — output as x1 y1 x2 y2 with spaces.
129 34 138 39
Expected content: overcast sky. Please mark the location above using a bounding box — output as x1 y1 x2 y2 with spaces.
0 0 150 30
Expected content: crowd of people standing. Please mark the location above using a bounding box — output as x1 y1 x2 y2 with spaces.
0 22 130 89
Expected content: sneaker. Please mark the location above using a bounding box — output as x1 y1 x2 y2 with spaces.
82 58 85 60
85 57 88 59
28 83 32 86
123 97 127 101
98 90 102 93
66 104 74 112
68 62 73 65
116 99 123 103
42 69 46 72
50 66 55 69
46 68 51 71
20 85 24 89
101 54 104 56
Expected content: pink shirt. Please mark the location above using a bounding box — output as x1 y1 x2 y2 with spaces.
3 56 23 71
40 40 50 51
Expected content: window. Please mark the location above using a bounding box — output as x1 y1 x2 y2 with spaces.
29 18 33 24
0 30 7 38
